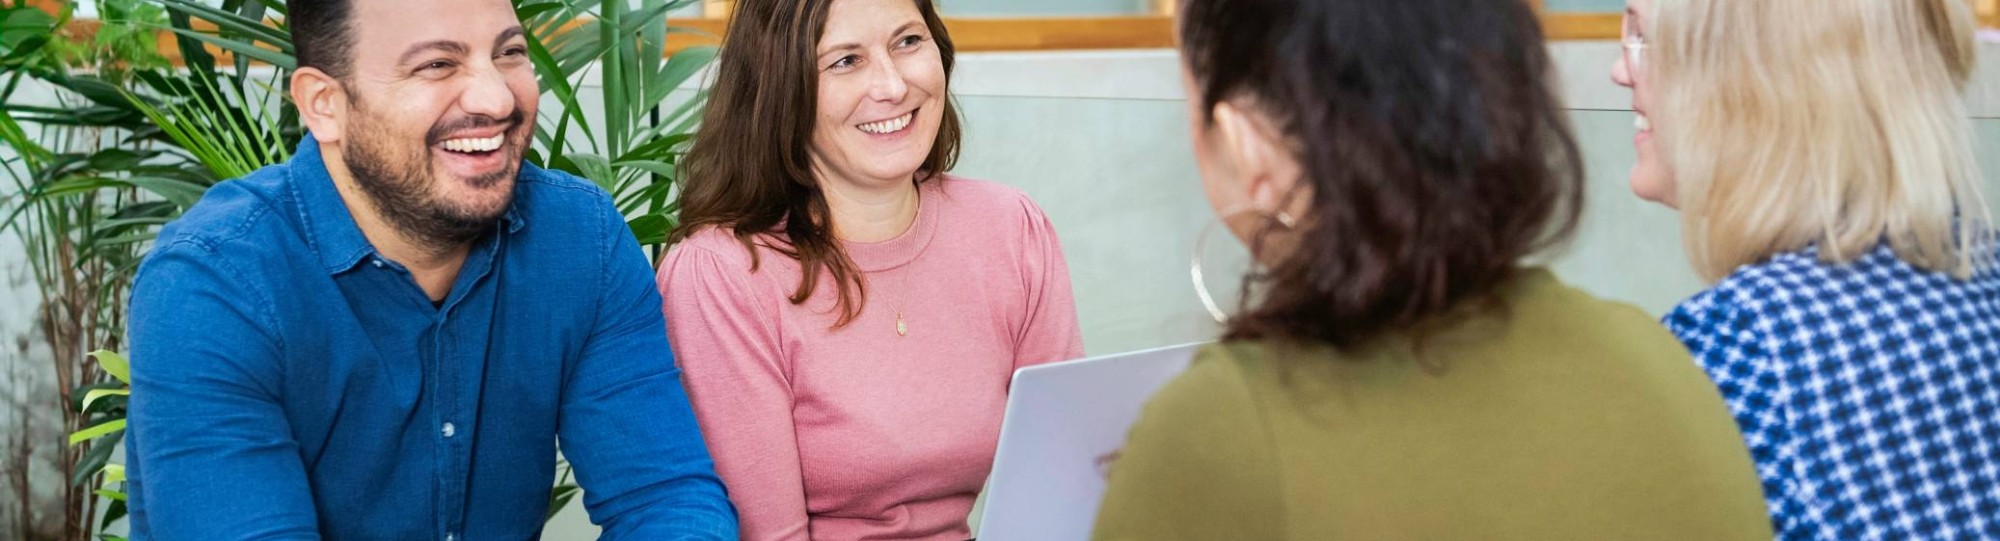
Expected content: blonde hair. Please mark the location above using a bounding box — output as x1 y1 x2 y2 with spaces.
1649 0 1990 281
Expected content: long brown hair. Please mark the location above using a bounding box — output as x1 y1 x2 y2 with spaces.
1180 0 1585 352
672 0 962 326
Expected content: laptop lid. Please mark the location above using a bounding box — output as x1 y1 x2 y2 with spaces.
976 342 1205 541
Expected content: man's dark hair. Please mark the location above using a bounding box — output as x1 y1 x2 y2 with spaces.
288 0 355 78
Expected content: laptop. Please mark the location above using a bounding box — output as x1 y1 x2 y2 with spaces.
976 342 1206 541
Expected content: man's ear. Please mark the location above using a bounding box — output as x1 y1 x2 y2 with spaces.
292 67 348 144
1210 101 1292 212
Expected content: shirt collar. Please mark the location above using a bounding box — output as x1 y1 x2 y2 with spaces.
288 133 527 275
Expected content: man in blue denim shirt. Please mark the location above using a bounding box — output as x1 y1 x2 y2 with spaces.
122 0 735 538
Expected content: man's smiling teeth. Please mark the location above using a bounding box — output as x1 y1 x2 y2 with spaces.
1635 113 1652 132
441 135 505 153
858 112 913 134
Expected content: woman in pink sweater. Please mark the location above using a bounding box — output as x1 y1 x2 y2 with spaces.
654 0 1085 538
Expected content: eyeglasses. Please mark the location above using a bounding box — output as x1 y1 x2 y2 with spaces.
1622 14 1649 72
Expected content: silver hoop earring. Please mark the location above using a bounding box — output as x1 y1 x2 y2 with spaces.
1191 205 1298 324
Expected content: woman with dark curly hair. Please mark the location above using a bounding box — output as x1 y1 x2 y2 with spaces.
1091 0 1772 538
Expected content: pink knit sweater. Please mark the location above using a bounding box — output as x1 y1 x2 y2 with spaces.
657 177 1085 540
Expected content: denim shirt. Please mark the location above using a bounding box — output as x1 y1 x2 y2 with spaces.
125 135 736 540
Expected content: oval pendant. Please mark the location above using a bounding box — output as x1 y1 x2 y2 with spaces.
896 314 908 336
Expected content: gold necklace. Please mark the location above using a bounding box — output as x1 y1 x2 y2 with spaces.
872 188 924 336
890 267 909 337
891 188 922 337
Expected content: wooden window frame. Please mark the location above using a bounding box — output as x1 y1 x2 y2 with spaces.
21 0 1657 66
30 0 2000 53
668 14 1620 55
670 0 1622 53
16 0 65 12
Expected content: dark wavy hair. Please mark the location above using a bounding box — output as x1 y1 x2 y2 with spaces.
1181 0 1586 350
670 0 962 327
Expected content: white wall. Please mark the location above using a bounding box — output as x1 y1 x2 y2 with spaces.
0 72 78 538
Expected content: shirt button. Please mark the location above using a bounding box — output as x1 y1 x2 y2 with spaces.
445 533 457 541
371 259 385 268
441 422 456 438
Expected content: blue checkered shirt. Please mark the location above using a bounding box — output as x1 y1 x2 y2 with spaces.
1665 244 2000 540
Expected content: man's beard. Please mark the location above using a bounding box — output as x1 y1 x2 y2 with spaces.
342 104 526 253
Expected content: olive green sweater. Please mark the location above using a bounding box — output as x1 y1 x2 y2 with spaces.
1092 269 1772 540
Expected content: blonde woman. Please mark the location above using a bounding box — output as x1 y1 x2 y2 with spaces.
1613 0 2000 538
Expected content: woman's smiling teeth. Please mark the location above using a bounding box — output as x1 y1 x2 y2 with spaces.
441 134 505 153
857 111 914 135
1634 113 1652 133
